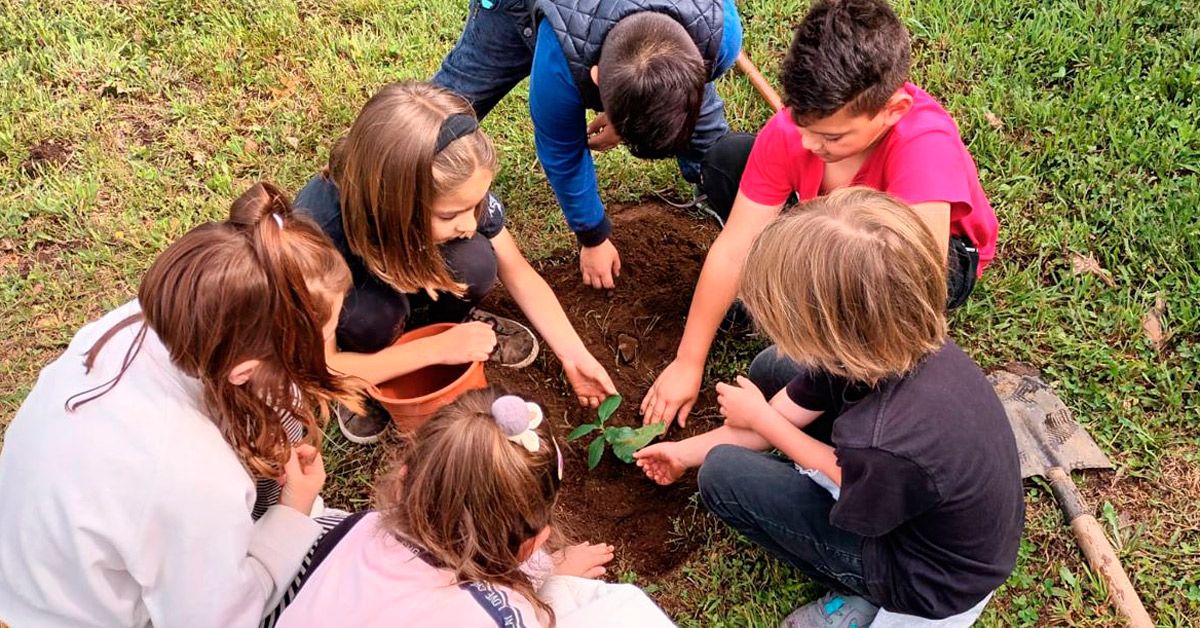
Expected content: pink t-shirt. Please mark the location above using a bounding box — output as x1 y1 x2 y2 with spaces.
277 513 543 628
740 83 998 272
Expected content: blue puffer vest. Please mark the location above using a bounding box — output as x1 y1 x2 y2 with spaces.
532 0 725 110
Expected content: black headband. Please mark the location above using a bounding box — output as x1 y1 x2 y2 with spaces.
434 113 479 154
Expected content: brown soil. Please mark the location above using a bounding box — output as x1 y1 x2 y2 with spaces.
20 139 73 177
481 201 721 578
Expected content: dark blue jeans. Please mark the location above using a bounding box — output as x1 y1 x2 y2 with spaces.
699 445 871 598
430 0 727 182
697 346 873 599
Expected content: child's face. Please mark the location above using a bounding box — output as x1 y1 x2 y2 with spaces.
430 167 494 245
793 90 912 164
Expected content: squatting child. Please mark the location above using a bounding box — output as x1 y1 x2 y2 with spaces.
644 0 1001 427
637 189 1024 627
277 389 673 627
0 183 359 626
294 82 616 444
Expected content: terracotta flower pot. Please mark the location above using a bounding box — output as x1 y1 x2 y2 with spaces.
372 323 488 431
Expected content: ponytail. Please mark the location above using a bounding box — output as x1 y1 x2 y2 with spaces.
70 182 359 478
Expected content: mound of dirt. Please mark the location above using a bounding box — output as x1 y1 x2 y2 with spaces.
483 201 721 577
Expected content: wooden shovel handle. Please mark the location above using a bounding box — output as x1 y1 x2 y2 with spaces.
735 51 785 112
1048 467 1154 627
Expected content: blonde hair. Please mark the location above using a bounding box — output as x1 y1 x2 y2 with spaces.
329 81 497 295
376 389 560 625
740 187 947 385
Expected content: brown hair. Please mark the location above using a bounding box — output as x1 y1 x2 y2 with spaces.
739 188 946 385
781 0 911 124
598 12 706 159
328 81 497 295
68 182 361 478
376 388 561 624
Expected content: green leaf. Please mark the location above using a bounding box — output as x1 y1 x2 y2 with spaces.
604 422 667 463
586 435 606 470
566 422 598 441
596 394 623 424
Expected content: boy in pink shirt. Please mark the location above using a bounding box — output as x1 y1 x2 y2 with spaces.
641 0 999 428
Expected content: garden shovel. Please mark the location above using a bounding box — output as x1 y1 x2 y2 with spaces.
735 51 785 112
989 369 1153 627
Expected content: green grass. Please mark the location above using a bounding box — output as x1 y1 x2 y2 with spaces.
2 0 1199 625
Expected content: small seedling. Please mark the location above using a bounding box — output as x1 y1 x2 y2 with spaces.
566 394 667 470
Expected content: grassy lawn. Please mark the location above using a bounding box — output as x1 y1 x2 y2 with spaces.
2 0 1198 625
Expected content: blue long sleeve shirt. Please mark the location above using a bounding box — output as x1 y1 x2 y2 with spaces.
529 0 743 246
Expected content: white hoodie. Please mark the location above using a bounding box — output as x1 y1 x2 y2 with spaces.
0 301 321 627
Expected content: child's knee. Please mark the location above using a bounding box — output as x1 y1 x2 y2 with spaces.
443 234 498 303
697 444 749 506
337 296 408 354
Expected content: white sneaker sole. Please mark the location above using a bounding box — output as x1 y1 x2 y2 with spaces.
336 404 384 445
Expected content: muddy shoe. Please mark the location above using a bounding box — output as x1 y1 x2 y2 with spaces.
781 593 878 628
469 309 539 368
335 397 392 445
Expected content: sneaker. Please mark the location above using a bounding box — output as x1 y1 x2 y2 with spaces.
652 185 725 227
335 397 392 445
469 309 539 368
720 299 757 337
780 593 879 628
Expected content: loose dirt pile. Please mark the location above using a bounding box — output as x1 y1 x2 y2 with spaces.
483 201 722 577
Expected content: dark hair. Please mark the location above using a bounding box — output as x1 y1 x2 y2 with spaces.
781 0 911 124
598 12 706 159
67 183 361 478
377 388 562 625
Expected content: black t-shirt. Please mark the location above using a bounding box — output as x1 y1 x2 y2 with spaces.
786 341 1024 618
292 174 506 287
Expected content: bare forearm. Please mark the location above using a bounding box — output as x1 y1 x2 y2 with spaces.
675 240 743 365
327 337 442 386
673 425 771 468
504 267 589 361
754 414 842 485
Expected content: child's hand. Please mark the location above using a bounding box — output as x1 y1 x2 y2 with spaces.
634 442 687 486
552 542 615 578
580 239 621 289
435 321 497 364
586 113 622 151
279 444 326 516
716 376 770 431
641 359 703 428
562 353 618 408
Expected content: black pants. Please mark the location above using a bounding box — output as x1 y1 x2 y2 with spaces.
700 133 979 309
336 234 498 354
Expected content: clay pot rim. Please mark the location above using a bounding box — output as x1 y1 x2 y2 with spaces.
370 322 485 406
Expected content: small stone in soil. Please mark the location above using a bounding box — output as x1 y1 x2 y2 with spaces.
617 333 639 364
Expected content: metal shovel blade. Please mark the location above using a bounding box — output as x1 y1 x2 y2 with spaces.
988 369 1113 480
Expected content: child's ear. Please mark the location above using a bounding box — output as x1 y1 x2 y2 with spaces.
880 88 914 127
227 360 262 386
517 526 553 562
589 65 600 86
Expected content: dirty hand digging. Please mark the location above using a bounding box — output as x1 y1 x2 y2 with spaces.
586 112 621 151
641 358 703 428
634 442 686 486
580 239 621 289
716 376 769 431
562 354 617 408
552 542 615 578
